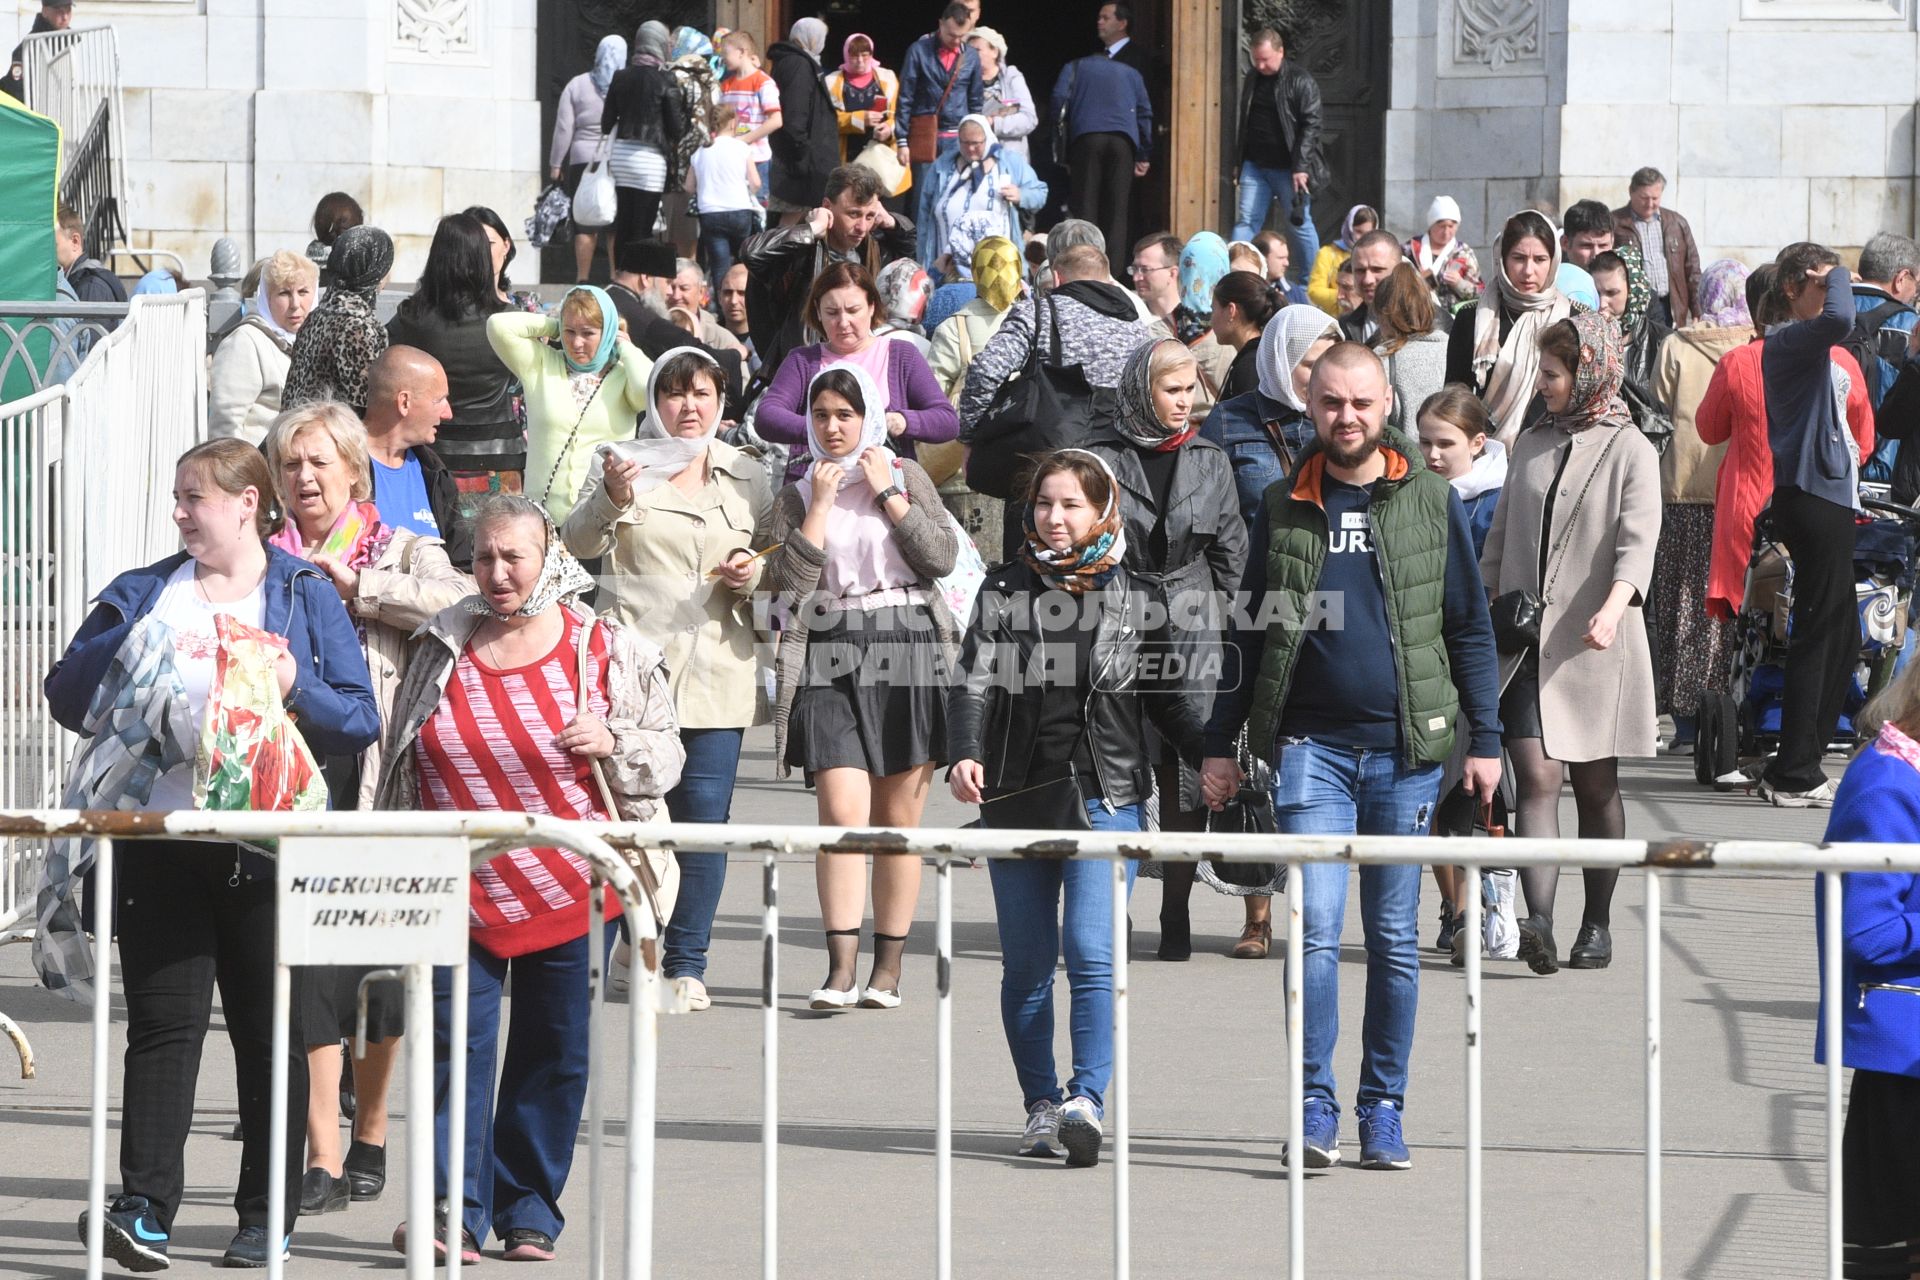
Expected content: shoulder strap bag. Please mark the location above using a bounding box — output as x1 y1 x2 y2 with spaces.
908 48 964 164
1488 428 1624 654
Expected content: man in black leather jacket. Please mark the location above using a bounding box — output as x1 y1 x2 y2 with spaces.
1231 27 1326 278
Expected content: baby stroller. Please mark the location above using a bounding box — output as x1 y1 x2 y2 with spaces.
1694 497 1920 788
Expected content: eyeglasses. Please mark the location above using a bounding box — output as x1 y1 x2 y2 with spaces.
1129 263 1174 278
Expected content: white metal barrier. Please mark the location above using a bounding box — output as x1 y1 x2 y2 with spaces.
0 809 1894 1277
0 292 209 1071
21 26 131 248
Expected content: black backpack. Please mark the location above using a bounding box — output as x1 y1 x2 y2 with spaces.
1844 297 1912 409
964 297 1104 501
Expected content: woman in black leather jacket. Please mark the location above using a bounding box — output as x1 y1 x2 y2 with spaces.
947 448 1204 1170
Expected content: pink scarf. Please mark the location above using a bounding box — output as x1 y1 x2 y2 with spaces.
269 498 390 571
840 33 876 88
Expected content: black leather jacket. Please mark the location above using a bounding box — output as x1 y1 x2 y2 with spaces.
1235 60 1326 186
946 562 1206 807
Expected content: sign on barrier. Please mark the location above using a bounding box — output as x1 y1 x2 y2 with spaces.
276 837 468 965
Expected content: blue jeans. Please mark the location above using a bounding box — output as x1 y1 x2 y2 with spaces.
432 923 618 1244
986 798 1142 1117
754 160 770 212
662 727 745 981
1233 161 1320 273
1272 738 1440 1114
697 211 758 291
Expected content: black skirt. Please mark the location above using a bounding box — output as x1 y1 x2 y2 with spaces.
786 601 948 779
1500 649 1544 743
1844 1067 1920 1267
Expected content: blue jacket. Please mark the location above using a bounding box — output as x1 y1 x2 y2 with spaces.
898 35 983 131
46 546 381 759
1765 265 1858 510
1049 54 1152 158
914 145 1049 271
1816 739 1920 1077
1200 388 1312 529
1850 282 1915 481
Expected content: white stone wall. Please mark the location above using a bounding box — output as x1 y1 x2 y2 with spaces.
10 0 543 282
1386 0 1919 268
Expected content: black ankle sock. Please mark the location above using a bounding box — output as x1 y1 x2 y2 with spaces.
823 929 860 991
868 931 908 994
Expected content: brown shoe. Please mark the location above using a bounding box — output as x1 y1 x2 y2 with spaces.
1230 919 1272 960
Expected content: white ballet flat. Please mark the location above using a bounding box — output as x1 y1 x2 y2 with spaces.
808 984 860 1010
857 986 902 1010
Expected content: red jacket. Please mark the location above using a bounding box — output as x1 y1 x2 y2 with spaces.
1699 338 1874 618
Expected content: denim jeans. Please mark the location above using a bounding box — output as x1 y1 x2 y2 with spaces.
662 727 745 981
987 798 1142 1118
1272 738 1440 1114
697 211 759 291
1232 161 1321 275
433 923 618 1244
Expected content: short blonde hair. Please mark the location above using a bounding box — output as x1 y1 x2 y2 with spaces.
262 249 318 293
263 400 373 504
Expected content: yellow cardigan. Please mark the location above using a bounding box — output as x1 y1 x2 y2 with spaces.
825 67 901 164
485 312 652 523
1307 244 1351 315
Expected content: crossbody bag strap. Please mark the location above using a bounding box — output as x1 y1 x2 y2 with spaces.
933 48 963 119
573 616 667 935
1540 428 1623 603
539 371 609 510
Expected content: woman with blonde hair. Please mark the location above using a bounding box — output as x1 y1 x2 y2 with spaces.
261 401 470 1216
211 250 318 444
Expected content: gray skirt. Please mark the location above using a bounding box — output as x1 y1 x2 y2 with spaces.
785 601 949 779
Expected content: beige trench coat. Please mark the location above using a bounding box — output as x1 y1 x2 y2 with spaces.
1481 419 1663 762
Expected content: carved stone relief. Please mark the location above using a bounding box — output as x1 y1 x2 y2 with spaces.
396 0 479 58
1452 0 1544 71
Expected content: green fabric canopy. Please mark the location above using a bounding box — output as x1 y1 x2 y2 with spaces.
0 94 61 404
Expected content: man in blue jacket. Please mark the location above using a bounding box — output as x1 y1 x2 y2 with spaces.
1049 8 1153 274
896 4 985 197
1201 342 1501 1173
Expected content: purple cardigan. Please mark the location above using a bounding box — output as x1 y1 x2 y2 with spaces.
756 339 961 481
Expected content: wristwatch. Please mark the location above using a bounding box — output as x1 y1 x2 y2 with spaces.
876 485 906 505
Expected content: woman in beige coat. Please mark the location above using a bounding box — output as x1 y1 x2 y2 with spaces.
561 347 771 1010
1482 310 1661 977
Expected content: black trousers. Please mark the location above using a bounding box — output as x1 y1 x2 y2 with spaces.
1068 132 1136 265
613 187 664 258
115 841 306 1233
1764 487 1858 792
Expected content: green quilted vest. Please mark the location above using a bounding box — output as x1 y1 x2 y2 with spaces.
1244 440 1460 768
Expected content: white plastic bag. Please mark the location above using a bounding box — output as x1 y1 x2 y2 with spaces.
573 143 618 229
1483 869 1520 959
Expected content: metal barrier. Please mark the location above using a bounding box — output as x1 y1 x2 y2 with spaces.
0 292 207 1074
0 808 1898 1277
22 26 130 263
0 300 130 394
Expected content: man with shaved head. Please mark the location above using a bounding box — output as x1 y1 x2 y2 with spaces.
361 344 470 566
1200 341 1500 1174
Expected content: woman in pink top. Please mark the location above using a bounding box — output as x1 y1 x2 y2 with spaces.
755 260 960 482
766 365 960 1012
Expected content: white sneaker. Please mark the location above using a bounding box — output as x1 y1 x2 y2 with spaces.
1056 1096 1104 1168
1018 1101 1064 1157
1758 778 1835 808
673 976 711 1011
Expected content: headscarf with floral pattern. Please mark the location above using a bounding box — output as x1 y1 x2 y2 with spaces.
1547 310 1632 433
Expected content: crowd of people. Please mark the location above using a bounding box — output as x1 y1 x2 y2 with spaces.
35 2 1920 1272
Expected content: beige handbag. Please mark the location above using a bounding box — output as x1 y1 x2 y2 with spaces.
852 138 912 197
574 616 679 934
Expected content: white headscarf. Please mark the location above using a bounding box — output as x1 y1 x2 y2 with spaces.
250 276 299 347
802 362 891 493
789 16 828 60
582 346 722 504
1257 304 1341 412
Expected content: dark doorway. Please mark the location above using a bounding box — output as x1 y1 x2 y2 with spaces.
785 0 1173 245
535 0 714 283
1227 0 1388 247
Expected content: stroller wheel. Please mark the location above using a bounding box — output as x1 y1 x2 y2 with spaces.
1695 693 1738 787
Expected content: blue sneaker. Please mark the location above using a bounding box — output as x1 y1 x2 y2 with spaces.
1356 1100 1412 1170
1283 1097 1340 1168
218 1225 290 1268
78 1194 171 1272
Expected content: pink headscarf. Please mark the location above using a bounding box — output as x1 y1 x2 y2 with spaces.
840 33 876 87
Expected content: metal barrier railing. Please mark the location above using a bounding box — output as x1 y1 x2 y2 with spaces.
22 26 130 263
1 810 1889 1277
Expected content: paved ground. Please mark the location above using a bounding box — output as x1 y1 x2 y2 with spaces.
0 732 1840 1278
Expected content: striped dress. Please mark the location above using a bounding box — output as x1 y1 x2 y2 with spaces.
414 613 615 958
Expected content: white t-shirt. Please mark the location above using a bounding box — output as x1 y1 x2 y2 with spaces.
144 559 266 812
690 135 757 214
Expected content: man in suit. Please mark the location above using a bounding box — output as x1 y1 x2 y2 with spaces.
1051 7 1153 266
1612 166 1702 327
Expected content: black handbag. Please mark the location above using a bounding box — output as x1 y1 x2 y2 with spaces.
1201 732 1279 889
964 298 1100 500
1488 429 1623 655
979 765 1094 832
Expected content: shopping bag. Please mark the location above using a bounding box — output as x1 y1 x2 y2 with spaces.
572 142 619 230
194 614 328 816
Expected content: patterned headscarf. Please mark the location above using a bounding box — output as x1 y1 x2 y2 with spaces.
326 225 394 307
632 20 670 67
1695 258 1753 329
1178 232 1231 318
1258 304 1340 412
1612 238 1655 331
876 258 933 328
1021 449 1129 595
1556 262 1597 312
1112 337 1199 452
561 285 621 374
463 511 597 619
973 235 1023 313
591 34 628 94
1547 310 1631 433
670 25 712 64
